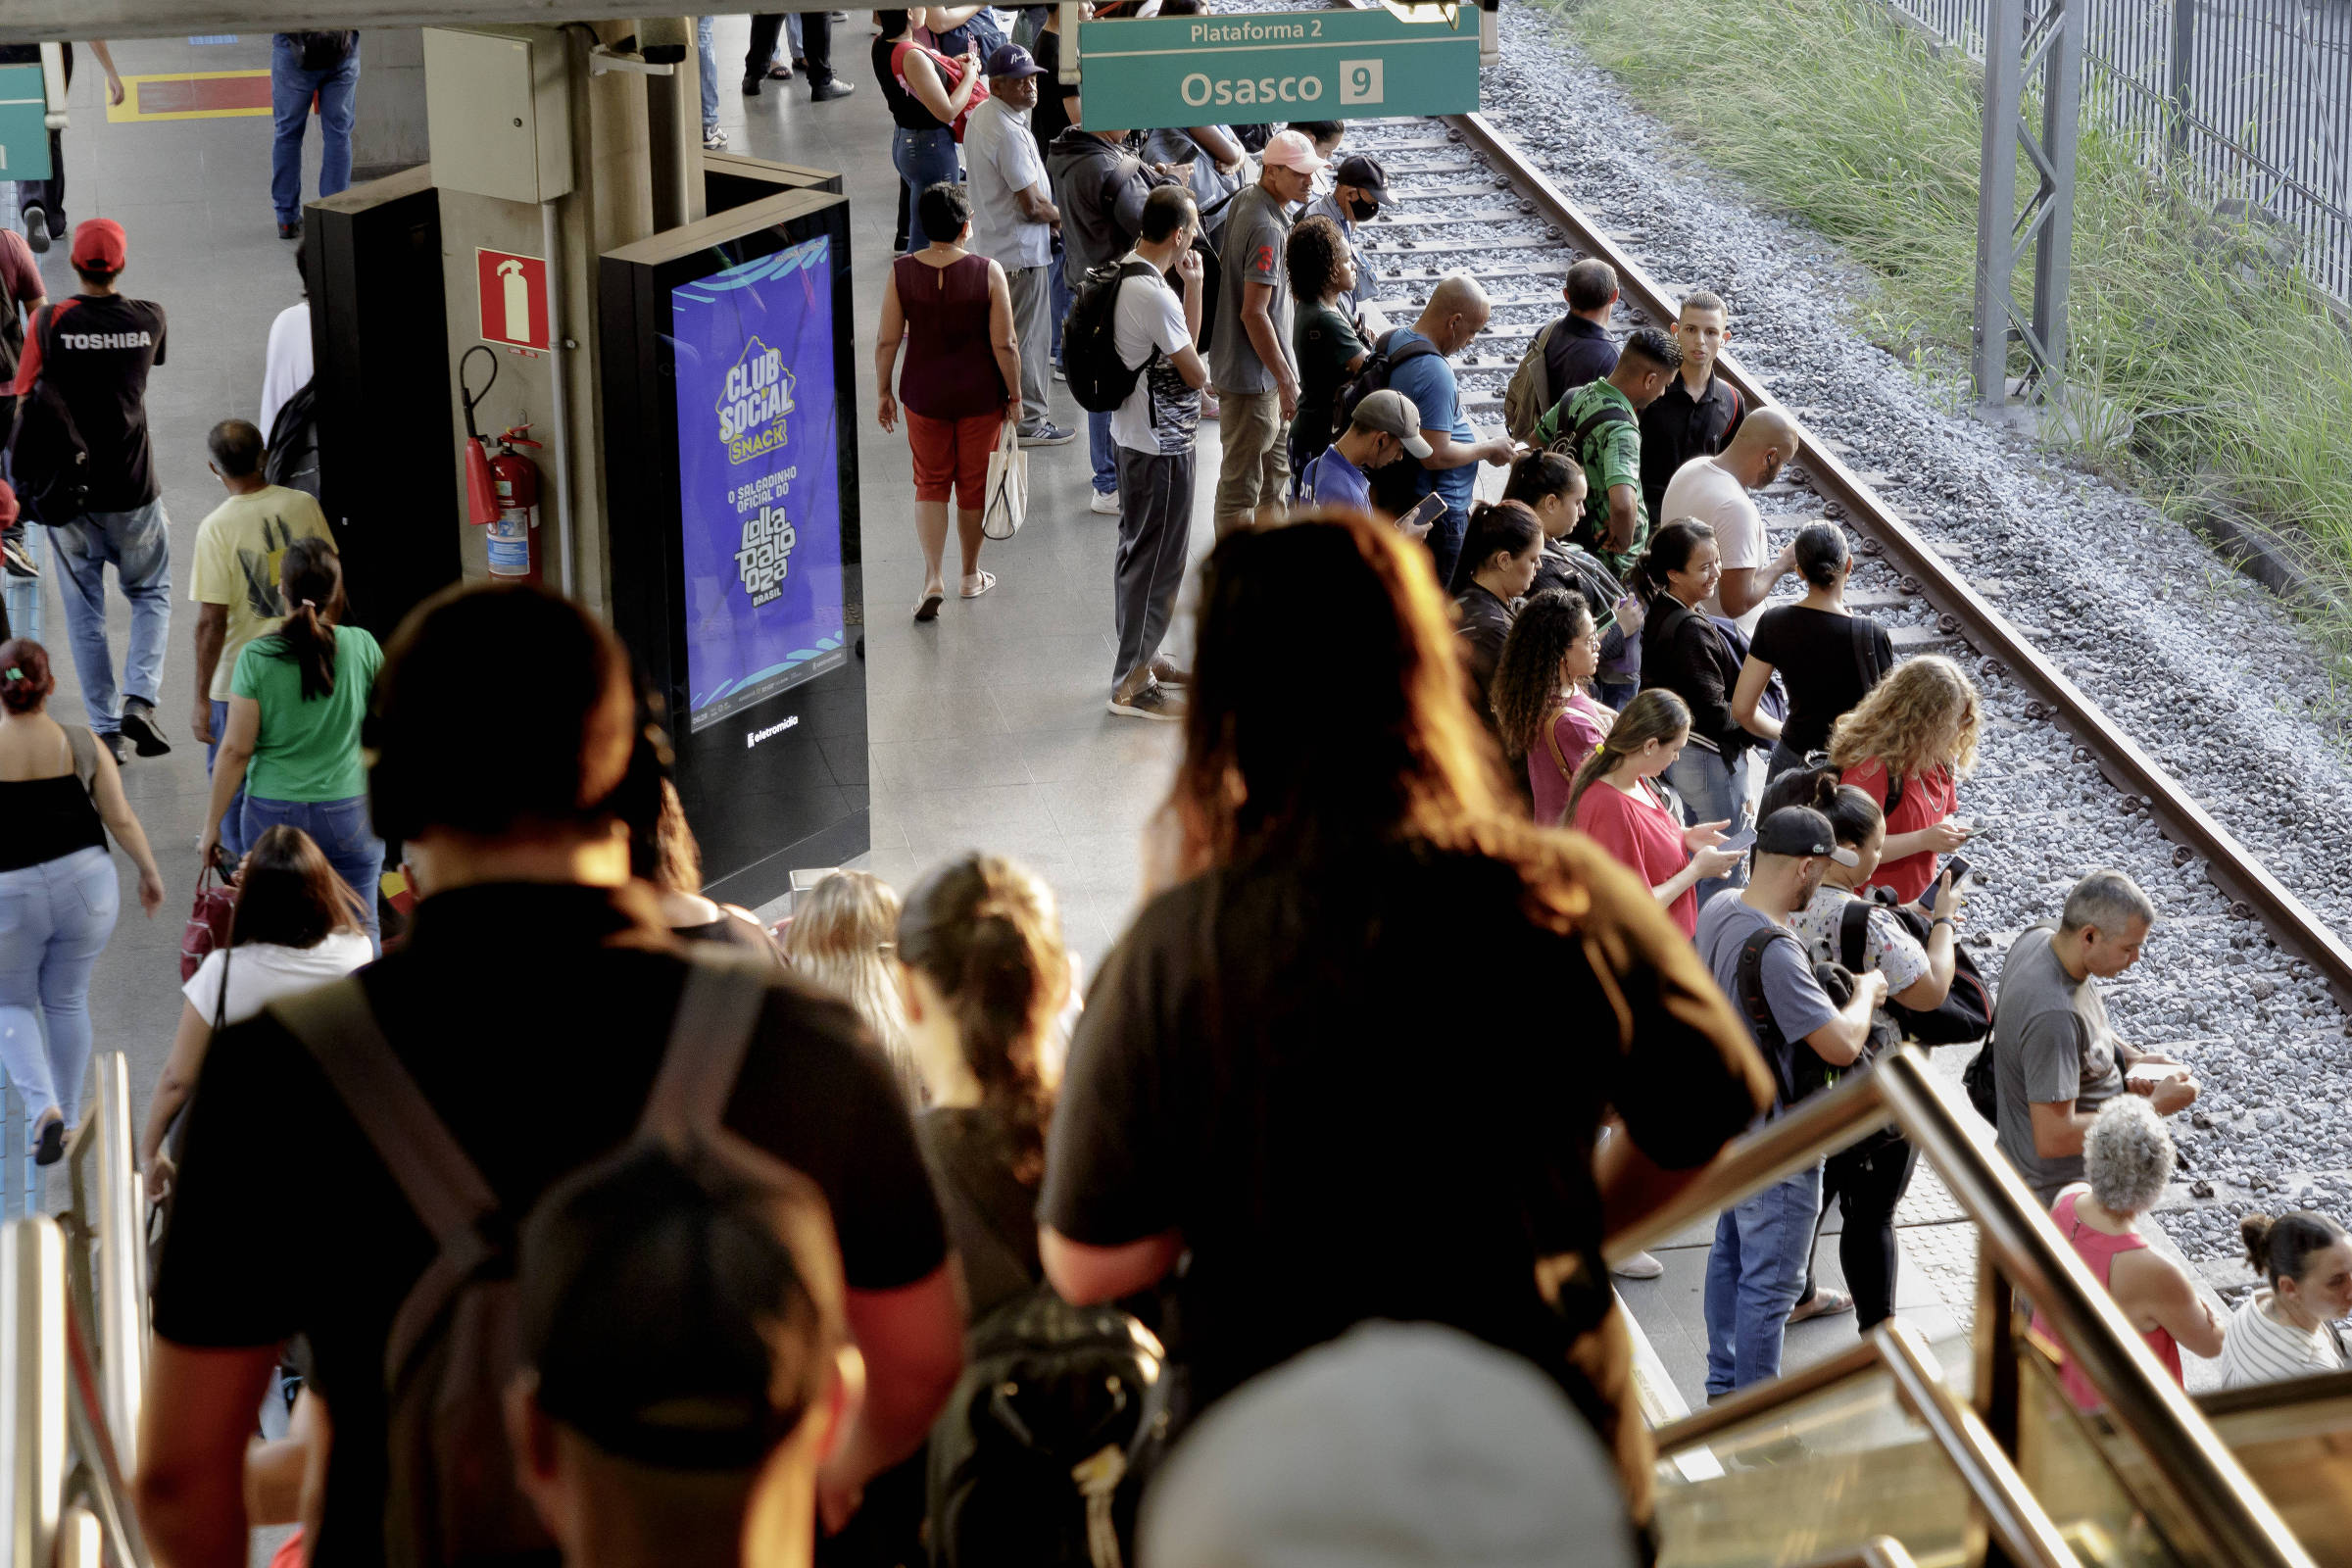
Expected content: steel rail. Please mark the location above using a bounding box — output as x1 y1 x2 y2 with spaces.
1438 106 2352 1004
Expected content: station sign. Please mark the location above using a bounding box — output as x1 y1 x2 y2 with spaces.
0 65 51 181
1074 5 1479 131
475 247 549 353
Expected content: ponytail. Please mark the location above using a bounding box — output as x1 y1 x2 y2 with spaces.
897 853 1072 1186
1565 688 1689 825
275 537 346 703
2241 1210 2351 1290
1626 516 1715 606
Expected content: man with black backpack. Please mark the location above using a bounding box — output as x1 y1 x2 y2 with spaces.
270 31 363 240
1368 272 1516 588
12 220 174 765
1531 325 1681 578
1692 808 1886 1400
139 584 965 1568
1048 108 1172 515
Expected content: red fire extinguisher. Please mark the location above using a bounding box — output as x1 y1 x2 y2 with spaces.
481 424 545 582
460 345 502 526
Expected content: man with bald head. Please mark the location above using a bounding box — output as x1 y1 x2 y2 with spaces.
1384 272 1518 585
1660 405 1803 635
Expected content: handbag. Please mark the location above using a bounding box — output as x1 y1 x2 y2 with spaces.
181 857 239 983
980 420 1027 541
892 40 992 141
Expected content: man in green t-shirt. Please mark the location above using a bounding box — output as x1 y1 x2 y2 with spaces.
187 416 331 853
1532 327 1680 576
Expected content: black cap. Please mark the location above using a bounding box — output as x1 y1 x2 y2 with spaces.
518 1142 845 1471
1333 153 1390 206
1755 807 1860 865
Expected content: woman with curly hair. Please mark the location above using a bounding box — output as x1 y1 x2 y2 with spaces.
896 851 1073 1321
1286 213 1367 472
1037 512 1771 1530
1827 653 1980 905
1492 589 1614 825
2035 1097 2225 1408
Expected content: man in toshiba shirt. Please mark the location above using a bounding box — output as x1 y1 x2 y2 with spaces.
15 219 172 764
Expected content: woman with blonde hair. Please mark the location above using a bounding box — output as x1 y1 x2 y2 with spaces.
1568 689 1741 938
782 870 918 1101
1827 653 1980 906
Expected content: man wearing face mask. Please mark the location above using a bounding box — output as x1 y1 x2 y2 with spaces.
1301 153 1389 319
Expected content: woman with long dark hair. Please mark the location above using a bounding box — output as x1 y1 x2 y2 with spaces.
1734 522 1892 783
198 537 386 950
139 824 371 1195
1285 214 1366 473
1449 499 1544 741
896 851 1072 1321
1507 451 1642 706
1636 516 1759 906
0 638 165 1163
1491 589 1613 827
1035 512 1771 1534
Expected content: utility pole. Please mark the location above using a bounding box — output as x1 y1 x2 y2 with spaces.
1972 0 2083 413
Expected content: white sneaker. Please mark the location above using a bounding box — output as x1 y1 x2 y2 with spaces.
1089 490 1120 515
1611 1250 1666 1281
702 125 728 150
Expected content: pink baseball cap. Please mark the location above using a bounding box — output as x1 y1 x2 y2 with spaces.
1260 129 1328 174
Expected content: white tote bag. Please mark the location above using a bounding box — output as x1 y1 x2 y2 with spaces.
981 419 1027 541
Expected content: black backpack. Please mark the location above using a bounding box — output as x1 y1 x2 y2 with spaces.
9 307 90 526
290 29 358 71
925 1189 1169 1568
265 378 322 500
1734 926 1891 1111
1335 326 1439 436
272 954 784 1568
1061 261 1165 415
1837 892 1993 1047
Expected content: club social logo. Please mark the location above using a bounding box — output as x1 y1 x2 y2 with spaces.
717 337 795 466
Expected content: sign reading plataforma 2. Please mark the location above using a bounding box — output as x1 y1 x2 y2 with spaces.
1073 5 1479 131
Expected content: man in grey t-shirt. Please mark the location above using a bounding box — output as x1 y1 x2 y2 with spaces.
1209 129 1320 537
1990 869 2197 1204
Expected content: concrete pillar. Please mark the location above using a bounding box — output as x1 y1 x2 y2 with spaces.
350 27 428 182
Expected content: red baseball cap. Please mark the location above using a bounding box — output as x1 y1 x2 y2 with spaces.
70 219 126 272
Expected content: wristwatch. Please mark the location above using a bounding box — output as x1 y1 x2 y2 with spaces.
1931 916 1955 930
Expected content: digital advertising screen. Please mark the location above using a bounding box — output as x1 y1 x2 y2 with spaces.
668 234 848 731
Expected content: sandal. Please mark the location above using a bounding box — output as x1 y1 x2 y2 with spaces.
1788 1286 1854 1324
914 586 945 621
766 60 794 78
959 569 997 599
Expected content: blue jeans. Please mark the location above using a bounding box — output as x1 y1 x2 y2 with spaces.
1425 497 1472 592
271 34 361 225
1050 233 1072 363
0 846 119 1126
242 795 384 953
52 500 172 737
697 16 720 129
785 11 804 57
893 125 961 250
1703 1162 1825 1398
1664 742 1751 908
207 699 247 860
1088 412 1117 496
2 521 40 647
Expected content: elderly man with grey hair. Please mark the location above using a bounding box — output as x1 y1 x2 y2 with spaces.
2034 1097 2226 1406
1990 868 2198 1205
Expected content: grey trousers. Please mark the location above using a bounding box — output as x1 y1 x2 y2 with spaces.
1111 444 1196 688
1006 262 1054 434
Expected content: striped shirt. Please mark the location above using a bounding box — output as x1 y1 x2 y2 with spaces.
2218 1291 2348 1388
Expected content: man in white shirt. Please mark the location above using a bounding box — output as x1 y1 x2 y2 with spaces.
1659 406 1801 637
259 242 312 439
1107 186 1207 723
963 45 1072 448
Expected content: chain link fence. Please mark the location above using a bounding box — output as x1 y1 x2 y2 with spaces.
1882 0 2352 306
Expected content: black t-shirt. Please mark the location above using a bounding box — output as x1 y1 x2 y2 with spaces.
872 34 947 130
1029 30 1073 157
917 1107 1044 1323
19 294 169 512
1747 605 1894 757
151 882 948 1568
1039 839 1770 1421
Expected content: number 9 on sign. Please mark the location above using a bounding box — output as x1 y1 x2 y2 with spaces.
1338 58 1384 105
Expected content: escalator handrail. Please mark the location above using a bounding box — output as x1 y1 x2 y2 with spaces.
1609 1048 2315 1568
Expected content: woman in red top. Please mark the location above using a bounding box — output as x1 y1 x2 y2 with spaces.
1493 589 1615 826
875 182 1024 620
1827 653 1981 905
1568 690 1742 937
2034 1097 2225 1409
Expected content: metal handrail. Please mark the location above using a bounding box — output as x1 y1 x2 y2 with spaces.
61 1054 147 1475
1656 1322 2076 1568
0 1220 64 1568
1615 1048 2315 1568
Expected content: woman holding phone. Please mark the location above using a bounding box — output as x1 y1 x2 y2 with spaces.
1826 654 1981 906
1567 690 1742 938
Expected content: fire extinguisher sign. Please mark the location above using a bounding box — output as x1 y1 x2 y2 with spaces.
475 248 550 353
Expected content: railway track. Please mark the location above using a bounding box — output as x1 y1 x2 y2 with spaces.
1292 38 2352 1008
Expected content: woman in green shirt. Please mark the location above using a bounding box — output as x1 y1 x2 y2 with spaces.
1285 214 1368 477
199 538 387 951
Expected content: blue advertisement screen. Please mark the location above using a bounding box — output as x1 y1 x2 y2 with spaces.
670 235 847 732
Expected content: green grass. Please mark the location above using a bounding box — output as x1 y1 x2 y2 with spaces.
1549 0 2352 644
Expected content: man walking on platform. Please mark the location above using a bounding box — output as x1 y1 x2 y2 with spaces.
744 12 853 102
14 220 172 764
269 31 361 240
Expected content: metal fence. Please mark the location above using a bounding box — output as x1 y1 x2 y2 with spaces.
1882 0 2352 306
